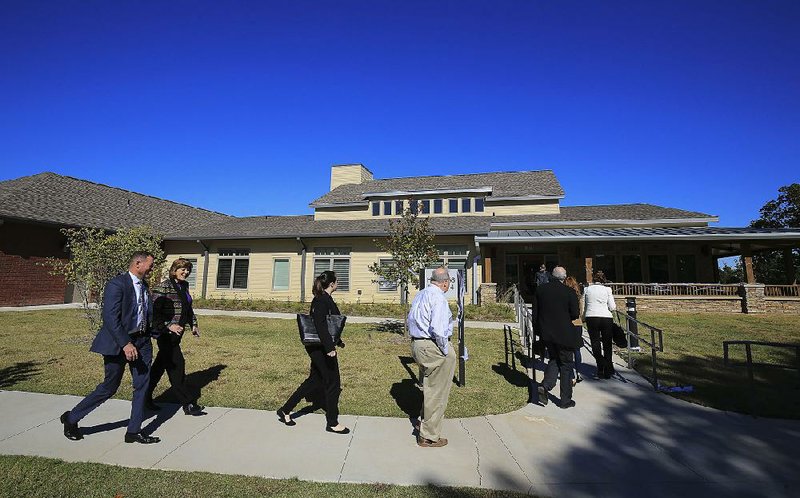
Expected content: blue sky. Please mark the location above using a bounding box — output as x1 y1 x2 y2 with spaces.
1 0 798 226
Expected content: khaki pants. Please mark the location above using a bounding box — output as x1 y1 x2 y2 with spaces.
411 339 457 441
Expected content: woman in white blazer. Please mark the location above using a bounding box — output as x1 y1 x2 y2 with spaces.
583 271 616 379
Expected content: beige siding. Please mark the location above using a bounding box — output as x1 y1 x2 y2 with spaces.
315 198 562 220
330 164 373 190
164 235 480 304
314 205 370 220
486 200 560 216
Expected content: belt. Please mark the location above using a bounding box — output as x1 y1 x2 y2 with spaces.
411 337 433 341
129 331 149 339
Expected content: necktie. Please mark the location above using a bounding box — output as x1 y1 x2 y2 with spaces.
136 281 145 331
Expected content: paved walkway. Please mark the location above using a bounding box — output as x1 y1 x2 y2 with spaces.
1 304 799 496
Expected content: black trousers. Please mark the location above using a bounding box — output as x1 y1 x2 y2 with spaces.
586 316 615 377
147 333 197 405
282 346 341 427
542 341 574 402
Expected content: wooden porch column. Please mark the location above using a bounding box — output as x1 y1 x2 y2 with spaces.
784 248 797 284
484 254 493 283
742 244 756 284
585 256 593 284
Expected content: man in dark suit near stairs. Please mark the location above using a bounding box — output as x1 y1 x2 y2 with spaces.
532 266 580 409
60 251 161 444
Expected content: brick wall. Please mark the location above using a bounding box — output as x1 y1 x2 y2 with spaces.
612 296 744 314
0 221 69 306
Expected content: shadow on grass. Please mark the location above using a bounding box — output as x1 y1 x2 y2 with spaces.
491 362 530 388
370 320 405 334
629 351 800 419
0 361 41 388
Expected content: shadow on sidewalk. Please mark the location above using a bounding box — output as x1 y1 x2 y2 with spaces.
154 364 227 405
390 356 422 422
0 361 42 388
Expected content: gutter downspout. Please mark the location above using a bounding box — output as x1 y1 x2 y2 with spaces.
297 237 307 303
196 239 211 299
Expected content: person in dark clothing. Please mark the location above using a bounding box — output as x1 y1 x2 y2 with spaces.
146 258 205 415
278 270 349 434
531 266 580 409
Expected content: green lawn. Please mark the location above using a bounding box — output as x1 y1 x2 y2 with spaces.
0 455 528 498
0 310 527 418
626 312 800 419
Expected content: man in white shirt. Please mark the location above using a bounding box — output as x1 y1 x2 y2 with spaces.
407 267 457 448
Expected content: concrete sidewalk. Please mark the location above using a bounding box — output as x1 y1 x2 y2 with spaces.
0 303 507 330
2 350 798 497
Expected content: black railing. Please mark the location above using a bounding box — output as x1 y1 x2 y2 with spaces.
613 309 664 390
723 340 800 416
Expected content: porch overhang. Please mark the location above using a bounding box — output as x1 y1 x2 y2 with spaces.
475 227 800 252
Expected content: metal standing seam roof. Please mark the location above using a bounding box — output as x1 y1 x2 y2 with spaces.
0 172 231 233
476 227 800 242
309 170 565 207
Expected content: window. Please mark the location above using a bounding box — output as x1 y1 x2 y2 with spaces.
383 201 392 216
377 259 398 291
462 198 471 213
449 199 458 213
434 245 469 269
410 200 418 214
676 255 696 283
421 199 430 214
433 199 443 214
216 249 250 289
648 255 669 283
185 258 198 288
395 200 404 214
593 254 617 282
272 259 290 291
505 255 519 285
314 247 350 291
372 202 380 216
622 254 642 282
475 198 484 212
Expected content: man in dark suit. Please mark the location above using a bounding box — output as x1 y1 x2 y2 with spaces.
60 251 161 444
531 266 580 409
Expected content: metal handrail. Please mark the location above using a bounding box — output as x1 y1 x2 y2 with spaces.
723 340 800 416
613 309 664 390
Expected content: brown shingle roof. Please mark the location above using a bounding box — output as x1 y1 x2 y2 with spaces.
165 204 715 240
310 170 565 207
0 172 231 233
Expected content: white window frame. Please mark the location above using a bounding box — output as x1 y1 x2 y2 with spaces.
377 259 398 291
216 249 250 290
313 247 351 291
272 258 290 291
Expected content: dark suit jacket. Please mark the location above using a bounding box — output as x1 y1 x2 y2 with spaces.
310 292 341 354
532 280 580 348
90 272 150 356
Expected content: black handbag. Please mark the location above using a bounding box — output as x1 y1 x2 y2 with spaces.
611 322 628 348
297 312 347 345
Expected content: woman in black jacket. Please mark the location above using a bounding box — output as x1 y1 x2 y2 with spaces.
278 270 349 434
145 258 205 415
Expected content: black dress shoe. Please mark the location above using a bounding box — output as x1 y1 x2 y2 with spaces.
560 400 577 409
124 432 160 444
276 408 296 426
182 403 206 415
326 426 350 434
537 386 549 405
60 411 82 441
145 400 161 411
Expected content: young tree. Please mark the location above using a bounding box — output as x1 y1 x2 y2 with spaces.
368 202 440 305
47 225 165 332
750 183 800 284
